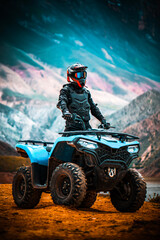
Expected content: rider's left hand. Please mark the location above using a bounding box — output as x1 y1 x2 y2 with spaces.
101 119 110 130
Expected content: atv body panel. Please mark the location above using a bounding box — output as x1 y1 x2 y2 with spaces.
16 132 139 191
16 144 49 166
16 135 139 166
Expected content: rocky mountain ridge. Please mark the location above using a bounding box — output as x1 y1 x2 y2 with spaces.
0 140 19 156
107 89 160 132
106 89 160 177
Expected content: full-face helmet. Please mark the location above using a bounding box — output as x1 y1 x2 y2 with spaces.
67 63 88 88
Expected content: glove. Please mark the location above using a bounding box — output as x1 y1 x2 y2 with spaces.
101 119 110 130
62 111 72 121
72 113 82 123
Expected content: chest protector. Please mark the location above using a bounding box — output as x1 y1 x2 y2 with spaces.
68 88 90 121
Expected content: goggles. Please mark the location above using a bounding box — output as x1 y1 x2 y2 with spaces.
74 71 87 79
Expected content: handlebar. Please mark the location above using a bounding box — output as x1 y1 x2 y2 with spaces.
59 129 139 141
98 124 115 129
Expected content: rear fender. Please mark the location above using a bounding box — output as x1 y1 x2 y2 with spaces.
16 144 50 189
16 144 49 166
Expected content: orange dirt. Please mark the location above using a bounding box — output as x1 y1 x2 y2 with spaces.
0 184 160 240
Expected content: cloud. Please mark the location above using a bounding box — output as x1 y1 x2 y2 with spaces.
75 40 84 47
101 48 113 62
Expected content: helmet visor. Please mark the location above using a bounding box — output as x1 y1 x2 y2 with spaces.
74 71 87 79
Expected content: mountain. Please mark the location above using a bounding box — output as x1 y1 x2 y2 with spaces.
0 140 19 156
0 90 159 177
139 155 160 178
107 90 160 132
124 111 160 176
0 102 61 147
107 90 160 177
123 110 160 154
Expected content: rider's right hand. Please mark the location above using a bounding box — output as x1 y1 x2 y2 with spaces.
63 111 72 120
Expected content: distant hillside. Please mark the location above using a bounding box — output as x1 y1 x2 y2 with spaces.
0 140 19 156
124 111 160 155
0 142 30 184
107 89 160 177
139 156 160 178
107 90 160 132
124 111 160 177
0 156 30 172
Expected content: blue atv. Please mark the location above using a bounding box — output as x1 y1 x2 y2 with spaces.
12 123 146 212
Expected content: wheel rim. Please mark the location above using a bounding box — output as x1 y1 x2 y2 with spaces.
16 175 26 199
56 174 71 198
61 177 71 196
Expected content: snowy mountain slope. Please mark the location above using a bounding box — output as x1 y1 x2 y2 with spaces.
0 102 61 147
0 57 128 109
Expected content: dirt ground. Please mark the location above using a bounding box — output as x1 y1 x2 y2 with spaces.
0 184 160 240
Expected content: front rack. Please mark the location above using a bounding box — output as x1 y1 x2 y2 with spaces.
59 130 139 142
18 140 54 146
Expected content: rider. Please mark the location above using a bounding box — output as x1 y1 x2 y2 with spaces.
57 63 110 131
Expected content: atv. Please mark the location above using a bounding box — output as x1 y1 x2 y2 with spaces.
12 122 146 212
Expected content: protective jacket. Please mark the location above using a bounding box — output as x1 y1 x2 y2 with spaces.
57 83 104 131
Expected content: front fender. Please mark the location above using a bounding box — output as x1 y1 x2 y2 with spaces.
16 144 49 166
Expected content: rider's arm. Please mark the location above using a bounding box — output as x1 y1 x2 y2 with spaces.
57 85 70 114
88 91 104 122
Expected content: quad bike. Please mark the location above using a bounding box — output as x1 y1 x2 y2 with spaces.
12 118 146 212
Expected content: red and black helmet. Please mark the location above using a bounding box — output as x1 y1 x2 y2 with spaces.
67 63 88 88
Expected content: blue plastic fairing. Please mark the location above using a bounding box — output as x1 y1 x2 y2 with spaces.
16 135 139 166
48 135 139 156
16 144 50 166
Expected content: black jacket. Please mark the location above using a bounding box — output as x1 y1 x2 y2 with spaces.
57 83 104 130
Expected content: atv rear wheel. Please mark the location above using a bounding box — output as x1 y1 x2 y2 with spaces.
12 167 42 209
50 163 87 208
110 169 146 212
79 190 97 208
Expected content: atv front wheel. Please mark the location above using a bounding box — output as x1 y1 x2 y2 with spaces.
12 167 42 209
110 169 146 212
79 190 97 208
50 163 87 208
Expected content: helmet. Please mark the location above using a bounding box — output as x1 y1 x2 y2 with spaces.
67 63 88 88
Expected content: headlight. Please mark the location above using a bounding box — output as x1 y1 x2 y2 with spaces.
77 139 98 149
127 145 139 154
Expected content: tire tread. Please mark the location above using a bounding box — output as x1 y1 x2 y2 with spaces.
110 169 146 212
12 166 42 209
